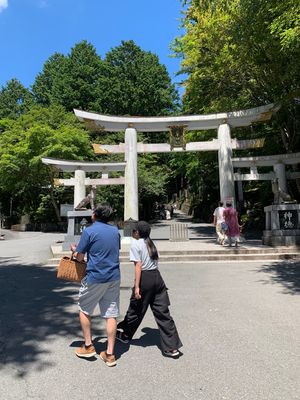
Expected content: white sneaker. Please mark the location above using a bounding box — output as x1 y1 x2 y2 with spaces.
163 349 180 357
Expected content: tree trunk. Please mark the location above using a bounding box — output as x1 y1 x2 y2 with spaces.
49 184 61 223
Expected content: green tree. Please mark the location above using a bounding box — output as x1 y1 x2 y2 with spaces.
0 79 34 119
171 0 300 213
32 53 66 106
33 40 179 117
32 41 106 112
174 0 300 149
0 105 94 223
102 40 179 116
138 154 170 219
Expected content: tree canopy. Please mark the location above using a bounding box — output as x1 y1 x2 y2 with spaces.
31 40 178 116
0 105 94 222
102 40 179 116
32 42 106 112
170 0 300 217
0 79 34 119
173 0 300 151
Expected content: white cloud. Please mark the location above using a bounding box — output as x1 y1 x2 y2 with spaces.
38 0 48 8
0 0 8 12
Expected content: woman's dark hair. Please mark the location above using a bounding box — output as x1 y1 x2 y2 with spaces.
133 221 159 261
226 202 232 207
93 203 113 223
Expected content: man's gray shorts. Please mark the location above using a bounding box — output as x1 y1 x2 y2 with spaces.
78 278 120 318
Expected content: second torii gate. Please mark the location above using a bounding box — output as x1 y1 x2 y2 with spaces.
42 157 127 245
232 152 300 202
42 157 126 208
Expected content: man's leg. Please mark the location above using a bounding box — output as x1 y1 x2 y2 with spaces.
75 281 97 358
99 281 120 366
216 223 223 243
106 317 117 355
79 311 93 346
75 311 96 358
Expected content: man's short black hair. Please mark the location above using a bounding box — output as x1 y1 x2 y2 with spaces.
93 203 113 222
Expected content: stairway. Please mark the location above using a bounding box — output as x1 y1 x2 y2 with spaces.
44 243 300 267
44 213 300 267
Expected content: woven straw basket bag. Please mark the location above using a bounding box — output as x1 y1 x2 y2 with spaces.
57 256 86 282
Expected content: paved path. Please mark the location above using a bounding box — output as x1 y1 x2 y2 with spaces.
0 231 300 399
120 210 273 254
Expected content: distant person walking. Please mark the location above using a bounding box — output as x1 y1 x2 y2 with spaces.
213 201 226 245
71 203 120 367
223 202 240 247
117 221 182 357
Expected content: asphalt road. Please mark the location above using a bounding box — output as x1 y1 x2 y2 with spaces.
0 232 299 400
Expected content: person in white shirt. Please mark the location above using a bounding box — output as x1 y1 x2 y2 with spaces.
116 221 182 357
213 201 226 245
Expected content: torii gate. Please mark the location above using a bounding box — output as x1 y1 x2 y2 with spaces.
41 157 126 245
74 104 277 220
232 152 300 202
231 152 300 246
41 157 126 208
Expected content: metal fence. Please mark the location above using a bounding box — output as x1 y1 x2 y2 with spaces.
170 223 189 241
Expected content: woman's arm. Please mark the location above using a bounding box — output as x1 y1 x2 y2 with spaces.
134 261 142 299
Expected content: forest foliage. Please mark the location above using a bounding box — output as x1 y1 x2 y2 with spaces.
171 0 300 221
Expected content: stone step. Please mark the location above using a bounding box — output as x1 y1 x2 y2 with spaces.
44 251 300 267
50 246 299 257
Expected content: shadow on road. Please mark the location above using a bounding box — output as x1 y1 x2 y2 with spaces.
131 327 160 348
111 327 161 359
0 260 130 376
0 261 81 377
258 260 300 295
188 224 215 239
69 326 161 360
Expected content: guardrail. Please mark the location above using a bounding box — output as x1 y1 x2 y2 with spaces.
170 223 189 241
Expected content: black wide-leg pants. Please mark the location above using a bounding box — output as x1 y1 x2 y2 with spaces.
117 269 182 352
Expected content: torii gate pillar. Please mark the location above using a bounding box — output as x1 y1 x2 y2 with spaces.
124 127 139 221
74 169 86 208
273 162 287 193
218 123 235 204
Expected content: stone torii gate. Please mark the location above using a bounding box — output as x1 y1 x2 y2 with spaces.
42 157 126 246
232 152 300 201
74 104 277 220
231 152 300 246
42 157 126 208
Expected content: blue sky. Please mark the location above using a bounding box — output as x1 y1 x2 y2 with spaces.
0 0 186 93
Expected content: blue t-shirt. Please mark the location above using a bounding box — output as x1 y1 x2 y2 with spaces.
76 221 120 284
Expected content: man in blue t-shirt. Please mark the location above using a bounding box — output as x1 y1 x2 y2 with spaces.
72 203 120 367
